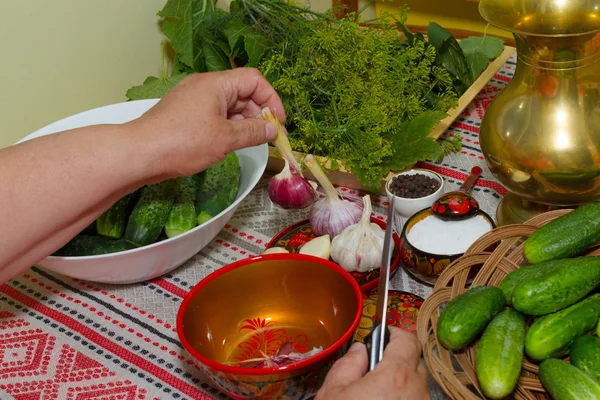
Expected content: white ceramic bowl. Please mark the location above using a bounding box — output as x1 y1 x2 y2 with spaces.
385 169 445 231
18 99 268 284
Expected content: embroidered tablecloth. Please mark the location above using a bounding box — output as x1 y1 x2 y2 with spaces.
0 54 516 400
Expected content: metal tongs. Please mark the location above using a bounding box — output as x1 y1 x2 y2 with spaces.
364 195 395 371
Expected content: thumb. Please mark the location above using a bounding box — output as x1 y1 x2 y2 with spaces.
228 119 278 149
320 342 368 390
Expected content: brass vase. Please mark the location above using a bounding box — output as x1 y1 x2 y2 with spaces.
479 0 600 225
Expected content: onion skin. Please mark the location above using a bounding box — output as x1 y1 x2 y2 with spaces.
304 154 363 238
268 162 316 209
261 107 316 210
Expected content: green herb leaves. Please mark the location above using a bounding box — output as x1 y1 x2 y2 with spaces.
459 35 505 59
126 74 187 100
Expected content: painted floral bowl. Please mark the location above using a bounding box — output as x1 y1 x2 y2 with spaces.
176 254 362 400
399 208 496 286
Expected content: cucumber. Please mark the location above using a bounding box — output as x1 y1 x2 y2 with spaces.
525 293 600 361
512 257 600 315
195 152 240 225
53 235 126 256
124 179 177 247
96 193 134 239
498 260 561 305
437 286 506 351
539 359 600 400
475 309 526 399
165 176 200 238
524 202 600 264
571 335 600 383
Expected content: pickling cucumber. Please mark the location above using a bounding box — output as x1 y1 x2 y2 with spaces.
512 257 600 315
165 176 200 238
525 293 600 361
53 235 126 256
539 359 600 400
125 179 177 247
475 309 526 399
498 260 561 306
524 202 600 264
437 286 506 351
570 335 600 383
96 193 134 239
196 152 240 225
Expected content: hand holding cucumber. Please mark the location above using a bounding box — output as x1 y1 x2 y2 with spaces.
0 68 284 283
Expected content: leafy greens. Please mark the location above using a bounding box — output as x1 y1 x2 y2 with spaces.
127 0 504 192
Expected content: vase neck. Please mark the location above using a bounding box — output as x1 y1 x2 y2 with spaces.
515 32 600 70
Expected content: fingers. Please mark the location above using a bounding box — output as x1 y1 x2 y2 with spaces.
319 342 368 392
228 119 278 151
381 326 423 370
220 68 286 122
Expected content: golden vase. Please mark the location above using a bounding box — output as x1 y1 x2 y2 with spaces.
479 0 600 225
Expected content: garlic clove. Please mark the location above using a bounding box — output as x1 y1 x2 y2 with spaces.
299 234 331 260
262 247 290 255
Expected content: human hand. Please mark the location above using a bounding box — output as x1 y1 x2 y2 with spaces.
130 68 285 179
316 327 431 400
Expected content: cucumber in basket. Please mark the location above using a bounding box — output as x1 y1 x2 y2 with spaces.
125 179 177 247
196 152 241 225
539 358 600 400
165 175 201 238
524 201 600 264
437 286 505 351
475 309 526 400
570 335 600 383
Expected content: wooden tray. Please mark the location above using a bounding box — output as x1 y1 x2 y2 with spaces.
266 45 515 194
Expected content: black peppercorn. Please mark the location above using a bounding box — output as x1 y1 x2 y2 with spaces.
389 174 440 199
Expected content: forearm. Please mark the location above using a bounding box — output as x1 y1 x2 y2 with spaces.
0 121 158 282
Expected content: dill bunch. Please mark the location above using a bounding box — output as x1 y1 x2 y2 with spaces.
260 11 459 192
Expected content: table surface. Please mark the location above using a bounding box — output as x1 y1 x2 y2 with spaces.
0 54 516 400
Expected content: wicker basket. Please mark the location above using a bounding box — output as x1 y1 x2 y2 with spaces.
416 209 600 400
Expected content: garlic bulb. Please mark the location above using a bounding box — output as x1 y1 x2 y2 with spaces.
330 195 385 272
262 247 290 255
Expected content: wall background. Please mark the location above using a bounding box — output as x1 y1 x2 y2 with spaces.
0 0 339 149
1 0 492 149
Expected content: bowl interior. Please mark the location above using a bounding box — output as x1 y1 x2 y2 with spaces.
403 208 496 257
180 256 360 368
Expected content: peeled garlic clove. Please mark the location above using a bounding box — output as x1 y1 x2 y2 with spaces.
262 247 290 255
299 235 331 260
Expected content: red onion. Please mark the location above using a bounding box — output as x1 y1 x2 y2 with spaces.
304 154 363 238
261 108 316 210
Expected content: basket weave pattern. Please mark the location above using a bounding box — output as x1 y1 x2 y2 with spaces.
416 209 600 400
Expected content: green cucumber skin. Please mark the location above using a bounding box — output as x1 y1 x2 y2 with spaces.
539 359 600 400
525 294 600 361
96 193 134 239
498 260 561 306
195 152 240 223
165 176 200 238
571 335 600 383
512 257 600 315
475 309 526 399
125 179 177 247
524 202 600 264
53 235 126 256
437 286 506 351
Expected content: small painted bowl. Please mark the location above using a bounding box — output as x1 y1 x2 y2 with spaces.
385 169 445 230
265 218 401 293
353 290 424 343
176 254 362 400
399 208 496 286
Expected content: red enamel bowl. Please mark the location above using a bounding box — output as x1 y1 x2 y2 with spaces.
176 253 363 400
